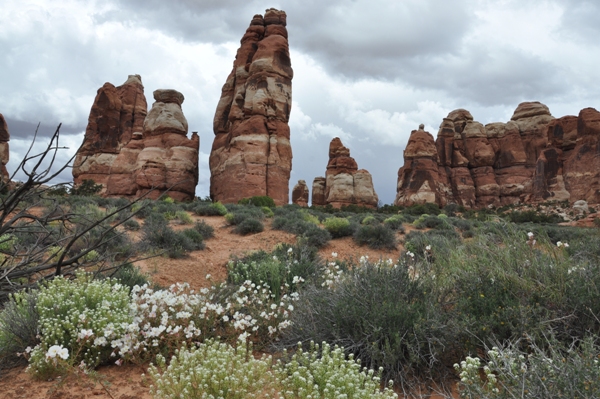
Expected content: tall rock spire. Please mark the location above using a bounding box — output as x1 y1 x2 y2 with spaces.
210 8 293 205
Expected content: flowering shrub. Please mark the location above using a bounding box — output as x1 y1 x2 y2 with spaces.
456 336 600 398
277 341 397 399
148 339 275 399
28 273 132 379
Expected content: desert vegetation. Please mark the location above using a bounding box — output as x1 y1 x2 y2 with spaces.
1 131 600 398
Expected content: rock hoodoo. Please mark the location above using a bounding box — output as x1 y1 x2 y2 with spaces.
312 138 379 208
210 8 293 205
74 77 199 201
395 102 600 208
291 180 309 207
73 75 147 189
0 113 10 181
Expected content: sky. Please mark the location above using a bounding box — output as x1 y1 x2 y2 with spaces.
1 0 599 205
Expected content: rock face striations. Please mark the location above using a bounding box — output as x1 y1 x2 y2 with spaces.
312 138 379 208
210 8 293 205
0 114 10 181
74 77 199 201
395 102 600 208
73 75 147 189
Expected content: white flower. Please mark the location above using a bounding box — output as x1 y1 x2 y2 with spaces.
425 245 431 251
527 232 534 238
46 345 69 360
78 329 94 340
331 252 338 258
25 346 32 354
287 247 293 253
564 242 569 248
556 241 563 247
205 274 212 280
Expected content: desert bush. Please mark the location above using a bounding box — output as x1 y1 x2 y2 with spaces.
456 336 600 399
140 214 197 258
383 215 405 232
353 224 397 250
323 217 356 238
224 207 265 226
503 210 563 224
300 225 331 248
276 341 397 399
27 273 132 379
181 228 206 249
123 218 140 231
279 259 450 388
193 202 228 216
361 215 377 225
228 244 322 300
413 214 452 230
170 210 193 225
261 206 274 218
238 195 276 208
193 220 214 239
377 204 402 214
149 339 274 399
234 218 264 235
108 263 150 290
403 203 441 216
0 290 39 371
69 179 102 196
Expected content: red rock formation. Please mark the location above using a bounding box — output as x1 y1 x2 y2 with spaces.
0 113 10 181
74 78 199 201
128 89 199 201
395 102 600 208
210 8 293 206
73 75 147 190
291 179 309 207
314 138 378 208
311 177 326 206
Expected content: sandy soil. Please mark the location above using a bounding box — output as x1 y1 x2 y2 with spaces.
0 213 428 399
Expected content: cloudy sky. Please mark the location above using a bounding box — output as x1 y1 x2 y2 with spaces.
1 0 599 204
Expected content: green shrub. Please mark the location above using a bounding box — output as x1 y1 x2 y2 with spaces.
300 225 331 248
383 215 405 232
238 196 276 208
276 341 396 399
0 290 39 371
140 214 197 258
194 202 228 216
353 224 397 250
234 218 264 235
69 179 103 196
193 220 214 239
109 263 150 290
123 218 140 231
272 214 315 236
456 336 600 399
323 217 356 238
279 260 449 387
148 340 274 399
413 214 452 230
361 215 377 225
181 228 206 249
28 273 132 379
228 243 323 300
403 202 441 216
261 206 274 218
503 210 563 224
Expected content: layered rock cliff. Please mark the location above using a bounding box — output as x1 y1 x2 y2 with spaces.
74 77 199 201
210 8 293 205
312 138 379 208
0 114 10 181
395 102 600 208
73 75 147 189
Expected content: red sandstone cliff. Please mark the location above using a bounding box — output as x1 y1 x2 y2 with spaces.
395 102 600 208
209 8 293 205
